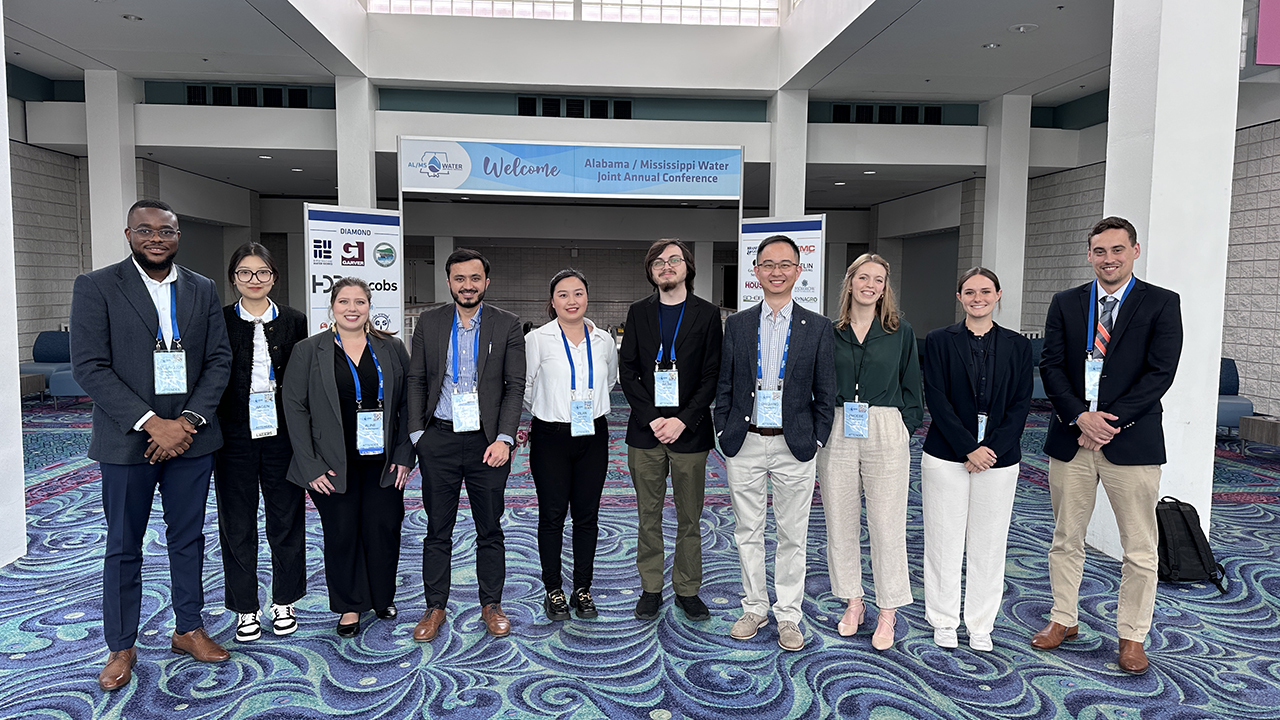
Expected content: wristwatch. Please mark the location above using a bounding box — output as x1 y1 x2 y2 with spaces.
181 410 207 429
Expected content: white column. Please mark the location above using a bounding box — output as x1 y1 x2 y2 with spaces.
694 240 715 302
979 94 1031 332
434 236 455 304
1086 0 1242 558
769 89 808 217
0 23 28 565
335 76 377 209
84 69 139 270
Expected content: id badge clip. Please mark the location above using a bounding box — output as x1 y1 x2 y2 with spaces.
1084 358 1103 402
356 409 384 455
248 390 278 438
756 385 783 429
570 396 595 437
452 391 481 432
153 341 187 396
844 402 870 438
655 366 679 407
977 412 988 442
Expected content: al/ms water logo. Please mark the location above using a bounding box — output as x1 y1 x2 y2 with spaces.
412 152 464 178
374 242 396 268
312 239 333 265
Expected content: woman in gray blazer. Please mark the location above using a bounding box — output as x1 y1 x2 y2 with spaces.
283 277 415 637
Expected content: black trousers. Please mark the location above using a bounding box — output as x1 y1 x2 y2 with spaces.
100 453 213 651
418 422 511 608
308 456 405 613
213 422 306 613
529 416 609 592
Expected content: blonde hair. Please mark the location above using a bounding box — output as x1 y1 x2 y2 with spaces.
836 253 900 332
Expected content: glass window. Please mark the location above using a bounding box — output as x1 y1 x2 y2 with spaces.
371 0 569 18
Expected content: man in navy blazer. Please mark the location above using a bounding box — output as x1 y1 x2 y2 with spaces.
713 235 836 652
71 200 233 691
1033 216 1183 675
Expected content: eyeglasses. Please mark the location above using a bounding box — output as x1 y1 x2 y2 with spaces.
131 227 179 240
756 261 798 272
650 256 685 270
235 269 275 283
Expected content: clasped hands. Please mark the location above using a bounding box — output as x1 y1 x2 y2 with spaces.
1076 411 1121 451
649 416 686 445
143 416 196 465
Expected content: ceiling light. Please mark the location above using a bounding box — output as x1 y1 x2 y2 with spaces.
1008 23 1038 34
121 14 143 21
291 168 303 172
834 182 847 186
460 196 470 200
863 171 876 175
982 43 1001 49
258 155 272 159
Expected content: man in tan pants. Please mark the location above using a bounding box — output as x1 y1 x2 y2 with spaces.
1035 216 1183 674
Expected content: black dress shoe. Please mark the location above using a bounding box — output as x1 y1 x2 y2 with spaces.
544 589 571 621
570 587 598 619
675 593 711 621
634 591 662 620
336 615 360 638
376 605 397 620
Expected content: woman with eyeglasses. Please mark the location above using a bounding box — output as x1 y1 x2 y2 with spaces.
524 269 619 621
214 243 310 643
283 277 414 637
816 253 923 651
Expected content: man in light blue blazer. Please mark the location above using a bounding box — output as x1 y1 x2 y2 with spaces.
71 199 232 691
713 235 836 652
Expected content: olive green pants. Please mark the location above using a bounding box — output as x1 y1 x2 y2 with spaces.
628 444 709 596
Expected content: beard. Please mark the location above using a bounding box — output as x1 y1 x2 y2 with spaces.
132 245 176 274
657 278 681 292
452 287 485 308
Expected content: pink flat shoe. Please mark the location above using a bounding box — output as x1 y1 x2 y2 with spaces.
837 599 865 637
871 608 897 650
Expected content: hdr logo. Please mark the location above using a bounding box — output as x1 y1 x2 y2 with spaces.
341 241 365 266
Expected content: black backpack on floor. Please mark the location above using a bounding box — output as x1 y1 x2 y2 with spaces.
1156 496 1226 593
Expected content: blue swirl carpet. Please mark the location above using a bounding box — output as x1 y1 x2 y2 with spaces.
3 393 1279 719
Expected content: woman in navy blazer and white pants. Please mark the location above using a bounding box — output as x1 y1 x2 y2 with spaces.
921 267 1032 652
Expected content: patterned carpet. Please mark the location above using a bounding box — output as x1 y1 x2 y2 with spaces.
2 391 1280 719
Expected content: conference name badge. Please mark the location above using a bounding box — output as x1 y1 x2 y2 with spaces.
153 349 187 395
757 390 783 428
977 412 988 442
453 391 481 432
570 398 595 437
1084 358 1103 402
356 410 384 455
248 391 278 439
844 402 870 438
655 370 679 407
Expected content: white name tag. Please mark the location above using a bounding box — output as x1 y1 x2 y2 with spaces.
452 391 481 432
756 390 782 428
1084 358 1103 402
655 370 679 407
248 391 278 438
977 412 988 442
571 397 595 437
356 409 384 455
153 350 187 395
844 402 869 438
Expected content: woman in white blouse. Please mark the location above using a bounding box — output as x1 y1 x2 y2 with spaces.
525 269 620 622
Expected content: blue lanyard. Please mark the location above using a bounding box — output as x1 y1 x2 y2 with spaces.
655 301 686 367
756 307 791 388
335 334 383 408
560 324 595 393
239 300 278 384
155 284 181 349
1085 276 1135 355
452 308 481 393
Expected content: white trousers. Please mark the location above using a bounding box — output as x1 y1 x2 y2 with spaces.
724 432 816 624
921 452 1019 636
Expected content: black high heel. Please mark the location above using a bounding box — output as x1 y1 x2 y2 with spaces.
336 614 360 638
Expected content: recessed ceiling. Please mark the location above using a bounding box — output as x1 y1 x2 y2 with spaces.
139 146 337 197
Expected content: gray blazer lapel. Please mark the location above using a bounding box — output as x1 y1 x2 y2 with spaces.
118 260 162 338
1104 282 1146 361
476 306 493 381
435 307 452 398
317 333 342 420
783 306 805 387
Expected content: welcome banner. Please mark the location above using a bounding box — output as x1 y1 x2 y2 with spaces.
399 137 742 200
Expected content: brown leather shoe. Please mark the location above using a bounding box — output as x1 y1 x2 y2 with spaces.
1118 639 1149 674
413 608 447 643
171 627 230 662
98 647 136 691
481 603 511 637
1030 621 1079 650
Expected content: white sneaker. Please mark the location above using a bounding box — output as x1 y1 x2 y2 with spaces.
933 627 958 648
969 633 993 652
236 612 261 642
270 603 297 636
729 612 769 640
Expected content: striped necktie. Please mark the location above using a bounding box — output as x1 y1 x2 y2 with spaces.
1094 296 1117 358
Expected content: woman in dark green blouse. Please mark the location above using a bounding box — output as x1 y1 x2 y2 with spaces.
815 253 923 651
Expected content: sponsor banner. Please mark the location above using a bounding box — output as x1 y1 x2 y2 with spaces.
739 216 826 314
400 137 741 200
305 204 404 335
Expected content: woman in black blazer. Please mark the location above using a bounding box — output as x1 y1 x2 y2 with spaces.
283 277 415 637
921 267 1032 653
214 243 309 643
